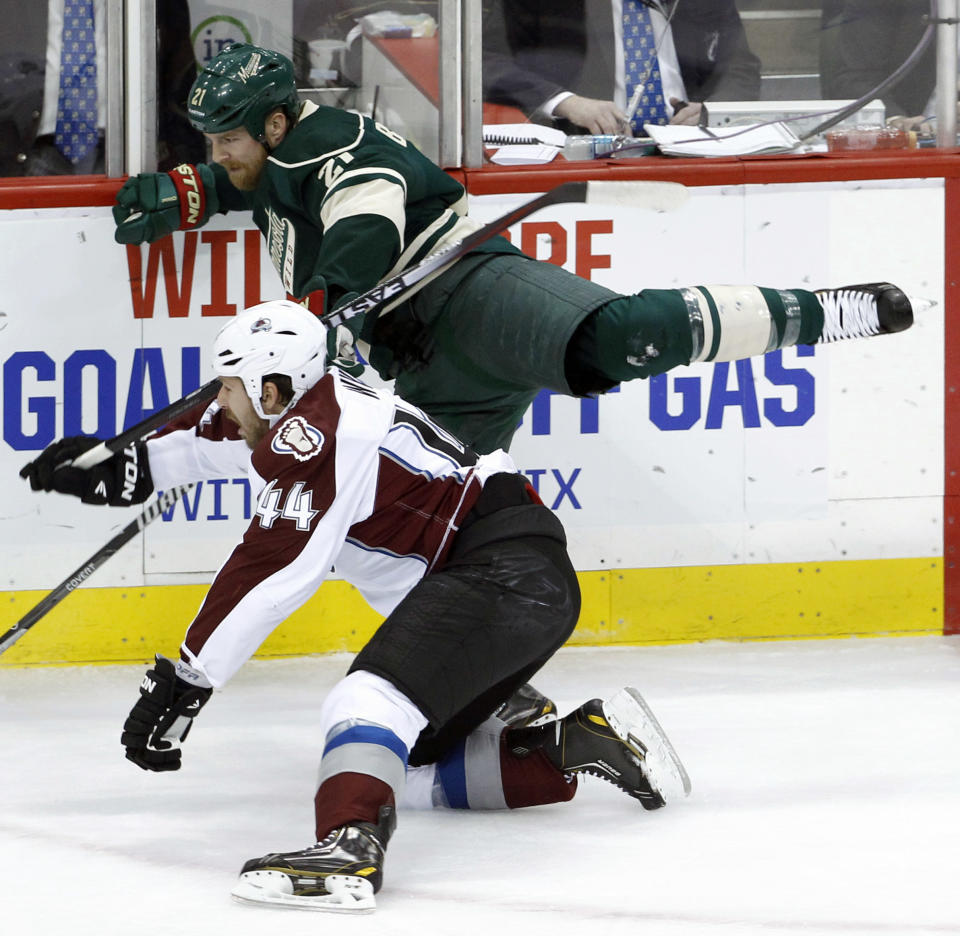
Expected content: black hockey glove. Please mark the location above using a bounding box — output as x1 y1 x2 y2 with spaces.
121 656 212 772
20 436 153 506
113 163 219 244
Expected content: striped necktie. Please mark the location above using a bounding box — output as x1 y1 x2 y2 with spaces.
54 0 99 163
623 0 670 133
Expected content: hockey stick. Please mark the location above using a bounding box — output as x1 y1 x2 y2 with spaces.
322 179 688 329
4 385 220 654
69 377 221 471
0 484 193 654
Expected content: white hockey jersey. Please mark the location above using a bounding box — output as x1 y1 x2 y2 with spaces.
147 368 516 688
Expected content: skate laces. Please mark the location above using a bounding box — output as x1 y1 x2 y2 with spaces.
816 289 881 343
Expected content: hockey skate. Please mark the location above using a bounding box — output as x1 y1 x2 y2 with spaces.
231 806 395 913
510 687 691 810
814 282 913 343
493 682 558 727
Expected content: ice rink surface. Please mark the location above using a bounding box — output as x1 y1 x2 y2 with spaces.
2 636 958 936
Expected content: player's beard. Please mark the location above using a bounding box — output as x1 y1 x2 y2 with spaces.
225 407 269 449
224 148 269 191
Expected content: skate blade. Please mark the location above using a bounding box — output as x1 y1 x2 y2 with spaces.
603 687 692 802
906 294 936 315
231 871 376 913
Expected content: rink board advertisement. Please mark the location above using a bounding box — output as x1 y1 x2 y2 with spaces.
0 178 945 664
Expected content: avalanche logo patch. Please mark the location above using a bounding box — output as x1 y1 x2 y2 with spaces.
272 416 325 462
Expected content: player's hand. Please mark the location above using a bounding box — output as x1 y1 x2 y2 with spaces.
113 172 182 244
554 95 630 135
20 436 153 506
121 656 212 772
327 292 365 377
113 164 216 245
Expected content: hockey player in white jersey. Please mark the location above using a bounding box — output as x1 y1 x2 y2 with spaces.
21 300 690 913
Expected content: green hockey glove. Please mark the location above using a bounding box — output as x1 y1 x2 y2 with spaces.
113 163 219 244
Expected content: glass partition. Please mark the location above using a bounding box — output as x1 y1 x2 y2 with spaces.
157 0 206 169
0 0 113 176
1 1 954 178
479 0 949 163
181 1 445 160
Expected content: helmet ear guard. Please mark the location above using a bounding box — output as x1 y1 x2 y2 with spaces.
213 301 328 420
188 43 300 142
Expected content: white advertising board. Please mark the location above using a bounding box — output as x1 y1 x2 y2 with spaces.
0 179 944 593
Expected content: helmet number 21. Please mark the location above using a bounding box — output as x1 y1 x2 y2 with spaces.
191 87 207 108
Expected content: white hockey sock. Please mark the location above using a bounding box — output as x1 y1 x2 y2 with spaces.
683 285 802 363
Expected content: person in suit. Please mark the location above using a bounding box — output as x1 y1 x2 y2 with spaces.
482 0 761 135
0 0 203 176
819 0 936 123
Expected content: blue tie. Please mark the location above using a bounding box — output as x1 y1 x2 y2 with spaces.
622 0 670 134
55 0 99 164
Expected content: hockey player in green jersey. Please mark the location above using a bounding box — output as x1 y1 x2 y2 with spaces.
113 43 914 456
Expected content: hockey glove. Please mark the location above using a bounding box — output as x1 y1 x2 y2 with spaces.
295 277 365 376
20 436 154 506
327 292 365 377
113 163 219 244
121 656 212 772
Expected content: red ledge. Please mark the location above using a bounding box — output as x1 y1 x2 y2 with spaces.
4 148 960 208
463 148 960 195
0 175 124 209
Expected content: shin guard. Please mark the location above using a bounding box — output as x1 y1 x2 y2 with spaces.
584 286 824 384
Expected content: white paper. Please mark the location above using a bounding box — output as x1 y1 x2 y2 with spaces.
482 123 567 147
644 121 800 157
488 144 561 166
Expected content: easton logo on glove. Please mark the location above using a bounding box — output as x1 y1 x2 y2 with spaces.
119 444 143 503
113 163 219 245
20 437 154 507
122 655 212 772
168 163 206 229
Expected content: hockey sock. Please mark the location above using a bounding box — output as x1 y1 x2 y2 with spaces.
315 772 396 840
498 731 578 807
314 671 428 839
580 286 824 384
427 717 576 809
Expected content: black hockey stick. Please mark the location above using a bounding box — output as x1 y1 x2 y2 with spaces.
321 179 688 329
4 384 220 654
0 484 193 654
69 377 221 470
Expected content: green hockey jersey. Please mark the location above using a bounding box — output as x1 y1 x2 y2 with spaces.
212 101 504 313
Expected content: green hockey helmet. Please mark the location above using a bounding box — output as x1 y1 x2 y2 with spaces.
188 43 300 141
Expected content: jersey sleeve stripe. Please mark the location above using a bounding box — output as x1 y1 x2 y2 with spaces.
319 175 407 246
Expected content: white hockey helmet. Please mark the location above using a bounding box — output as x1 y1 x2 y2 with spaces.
212 299 327 420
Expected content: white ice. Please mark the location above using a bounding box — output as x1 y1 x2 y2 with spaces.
2 636 958 936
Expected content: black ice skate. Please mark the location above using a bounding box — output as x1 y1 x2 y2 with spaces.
493 682 558 727
231 805 395 913
814 282 913 343
510 687 691 810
